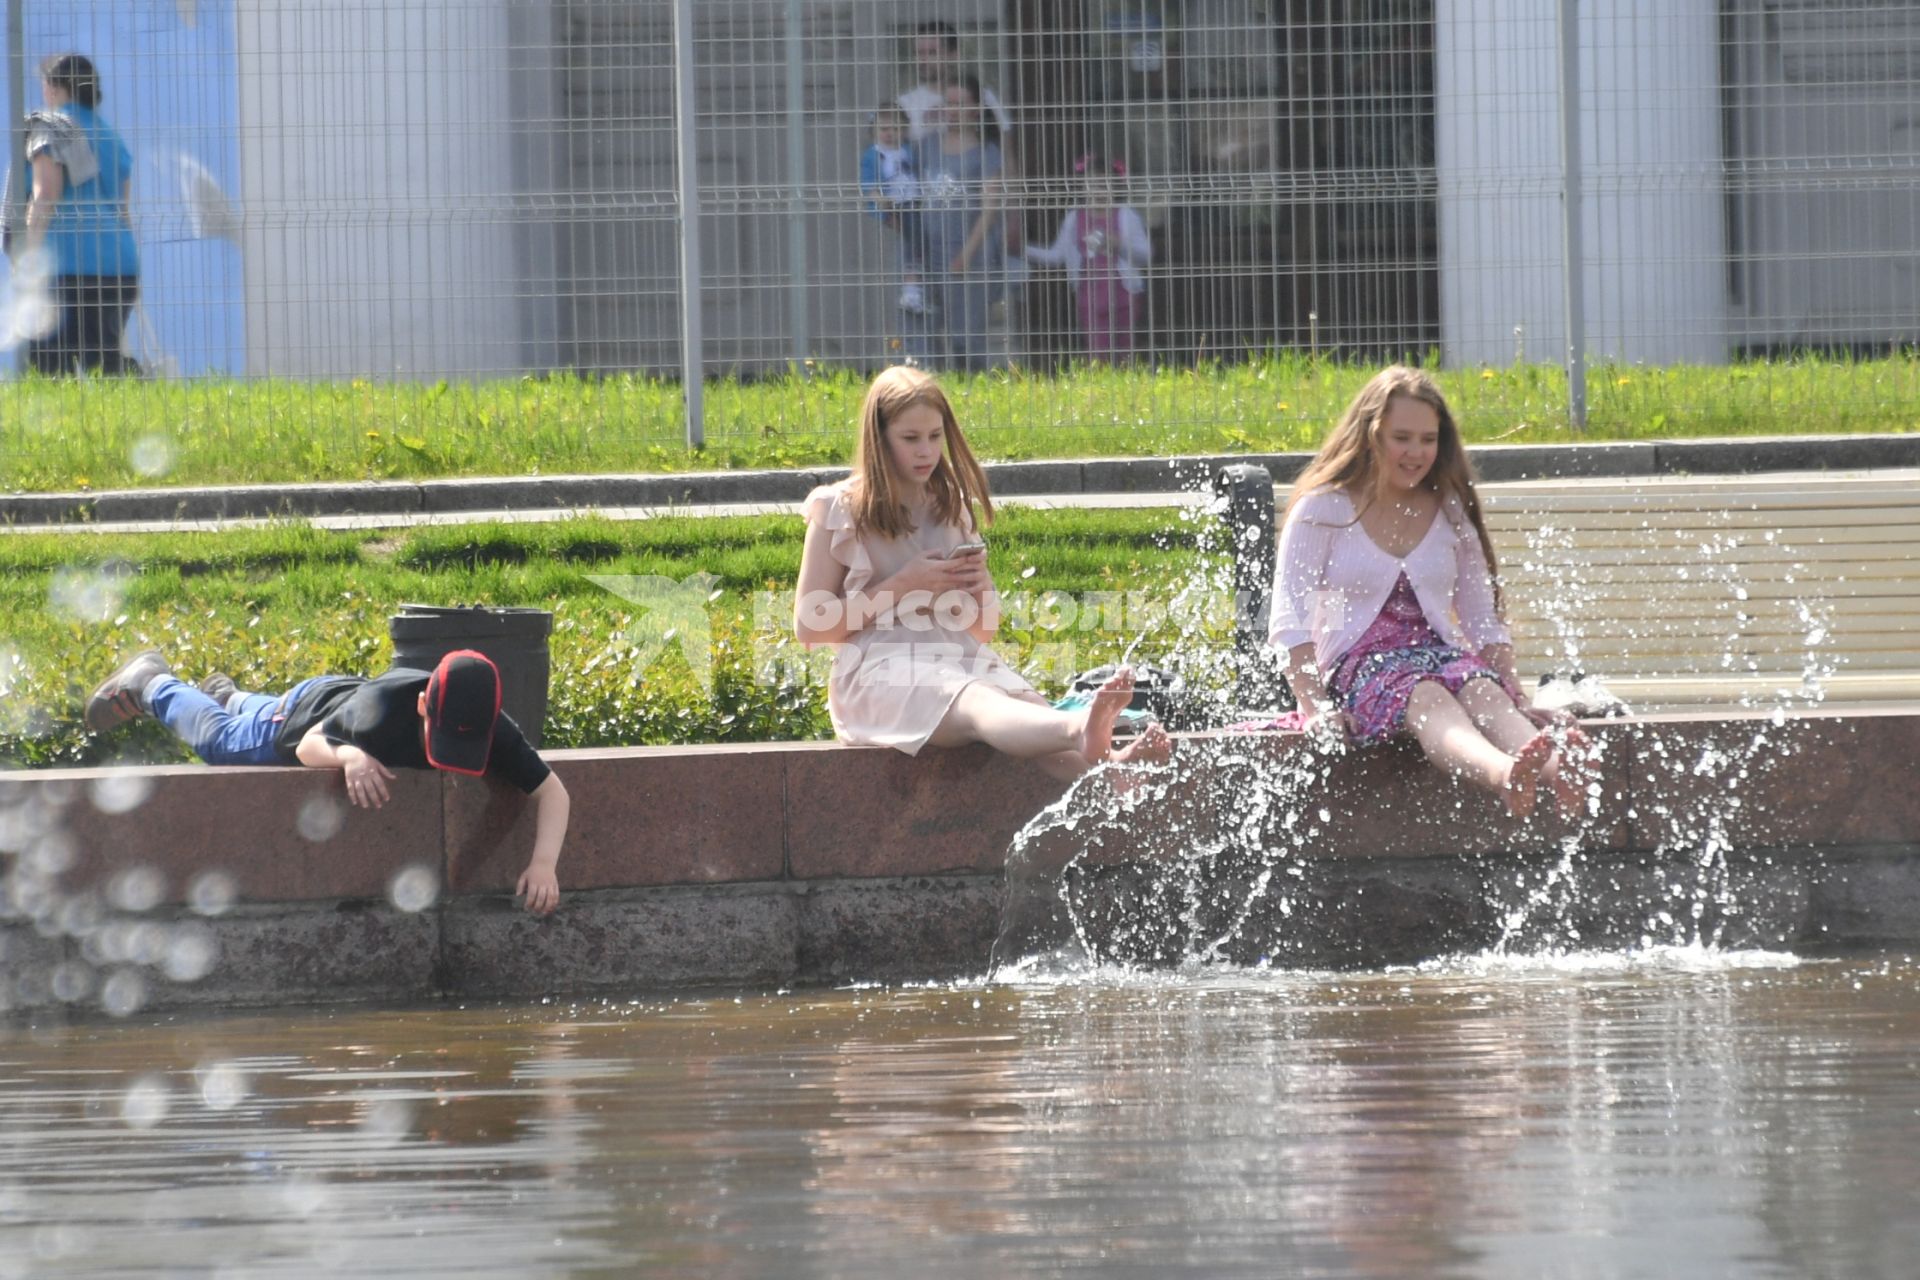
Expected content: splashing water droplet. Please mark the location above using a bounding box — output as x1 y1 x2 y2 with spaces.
188 871 239 917
89 772 155 816
129 435 176 478
196 1062 248 1112
100 969 148 1017
49 961 93 1003
296 794 345 842
25 831 77 877
357 1098 414 1147
48 564 131 624
119 1076 170 1128
387 865 439 914
107 866 166 913
162 924 218 983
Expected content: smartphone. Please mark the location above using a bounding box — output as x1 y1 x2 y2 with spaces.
946 540 988 559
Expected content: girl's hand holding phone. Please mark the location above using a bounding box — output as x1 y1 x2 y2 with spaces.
942 541 990 594
895 548 980 597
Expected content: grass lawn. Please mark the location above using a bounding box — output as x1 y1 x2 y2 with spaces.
2 353 1914 493
0 506 1231 769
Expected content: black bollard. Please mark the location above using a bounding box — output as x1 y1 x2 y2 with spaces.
1212 464 1293 712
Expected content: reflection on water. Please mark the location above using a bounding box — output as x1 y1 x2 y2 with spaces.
3 952 1920 1277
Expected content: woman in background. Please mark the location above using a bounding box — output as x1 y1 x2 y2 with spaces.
21 53 140 376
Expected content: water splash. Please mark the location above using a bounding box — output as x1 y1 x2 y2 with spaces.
993 485 1854 978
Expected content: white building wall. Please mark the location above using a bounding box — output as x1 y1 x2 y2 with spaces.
1436 1 1727 367
236 0 527 379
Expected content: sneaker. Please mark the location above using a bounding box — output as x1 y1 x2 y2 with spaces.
898 284 928 315
85 650 172 734
198 672 240 710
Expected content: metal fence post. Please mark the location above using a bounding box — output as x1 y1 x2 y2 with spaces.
1556 0 1588 430
785 0 809 370
5 0 25 376
672 0 705 447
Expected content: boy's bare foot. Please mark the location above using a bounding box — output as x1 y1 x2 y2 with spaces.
1503 731 1553 819
1077 667 1135 768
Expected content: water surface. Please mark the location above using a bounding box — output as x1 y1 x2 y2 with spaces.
3 951 1919 1278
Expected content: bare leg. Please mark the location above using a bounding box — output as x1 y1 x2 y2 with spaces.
1459 678 1590 818
927 682 1081 757
1076 668 1136 768
1404 680 1549 818
1457 677 1541 755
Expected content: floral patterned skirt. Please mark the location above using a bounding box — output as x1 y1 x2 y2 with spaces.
1324 574 1504 745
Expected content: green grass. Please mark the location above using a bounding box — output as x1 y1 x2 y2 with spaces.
3 353 1914 493
0 507 1229 769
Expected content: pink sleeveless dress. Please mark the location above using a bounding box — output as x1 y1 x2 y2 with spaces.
801 481 1036 754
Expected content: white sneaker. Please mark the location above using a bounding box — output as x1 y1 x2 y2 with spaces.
898 284 928 315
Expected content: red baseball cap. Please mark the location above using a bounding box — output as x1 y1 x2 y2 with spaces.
424 650 500 775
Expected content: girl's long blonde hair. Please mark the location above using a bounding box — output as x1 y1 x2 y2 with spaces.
849 366 995 539
1288 365 1503 609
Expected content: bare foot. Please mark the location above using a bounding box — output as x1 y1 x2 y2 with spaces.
1504 731 1553 819
1549 726 1597 818
1547 755 1583 819
1111 723 1173 766
1076 667 1136 768
1104 723 1172 798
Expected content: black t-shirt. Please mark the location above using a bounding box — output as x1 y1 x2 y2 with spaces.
274 668 551 794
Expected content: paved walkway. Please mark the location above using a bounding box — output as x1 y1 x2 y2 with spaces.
4 432 1918 535
11 437 1920 533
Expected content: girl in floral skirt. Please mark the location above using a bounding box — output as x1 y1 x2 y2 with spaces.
1267 366 1591 817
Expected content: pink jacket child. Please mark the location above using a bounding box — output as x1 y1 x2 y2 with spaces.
1025 154 1150 359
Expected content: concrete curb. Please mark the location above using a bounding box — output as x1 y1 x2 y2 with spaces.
5 434 1916 528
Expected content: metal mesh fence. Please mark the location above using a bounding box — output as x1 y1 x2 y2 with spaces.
2 0 1916 468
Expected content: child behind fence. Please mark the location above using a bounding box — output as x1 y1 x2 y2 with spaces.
858 103 927 316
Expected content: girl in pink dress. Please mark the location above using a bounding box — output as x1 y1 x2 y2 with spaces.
1025 154 1151 361
1268 366 1592 818
795 366 1171 779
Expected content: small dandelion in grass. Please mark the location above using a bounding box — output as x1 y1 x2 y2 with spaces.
388 865 439 913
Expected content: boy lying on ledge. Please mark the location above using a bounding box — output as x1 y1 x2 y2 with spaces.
85 648 569 915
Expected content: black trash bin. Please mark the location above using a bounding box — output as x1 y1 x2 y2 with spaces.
389 604 553 747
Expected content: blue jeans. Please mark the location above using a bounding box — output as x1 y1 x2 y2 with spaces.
148 676 326 766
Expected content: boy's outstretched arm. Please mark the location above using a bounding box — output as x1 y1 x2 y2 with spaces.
295 726 396 808
517 772 569 916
